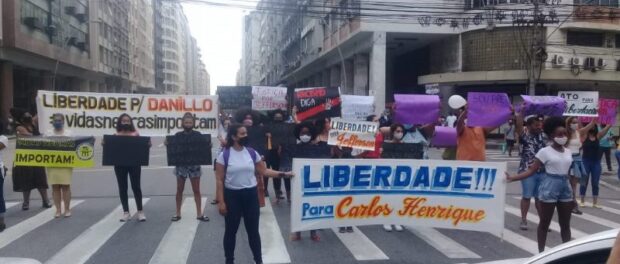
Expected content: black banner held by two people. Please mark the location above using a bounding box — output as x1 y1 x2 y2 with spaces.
166 133 212 166
381 143 424 160
217 86 253 114
294 87 342 122
279 143 332 171
102 135 151 166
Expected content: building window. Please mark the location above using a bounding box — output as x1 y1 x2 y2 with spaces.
574 0 619 6
567 31 605 47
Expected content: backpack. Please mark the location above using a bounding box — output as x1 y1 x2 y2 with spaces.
223 146 258 173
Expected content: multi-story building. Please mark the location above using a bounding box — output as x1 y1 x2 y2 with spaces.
128 0 155 93
154 1 187 94
1 0 96 123
197 60 210 95
247 0 620 114
239 11 262 86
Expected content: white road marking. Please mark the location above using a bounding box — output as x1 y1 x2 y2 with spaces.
5 202 19 210
493 228 548 255
408 227 481 259
148 198 206 264
45 198 150 264
0 200 84 250
504 205 587 238
331 227 389 261
261 201 291 264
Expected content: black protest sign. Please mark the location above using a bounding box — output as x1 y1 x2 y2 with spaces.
381 143 424 159
102 135 150 166
279 142 332 171
270 123 296 147
294 87 341 121
247 126 268 156
166 133 212 166
217 86 253 113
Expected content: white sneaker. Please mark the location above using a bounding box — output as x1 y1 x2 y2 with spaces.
138 212 146 222
120 212 131 222
383 224 392 232
394 225 404 232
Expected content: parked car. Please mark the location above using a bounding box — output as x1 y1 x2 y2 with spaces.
478 228 618 264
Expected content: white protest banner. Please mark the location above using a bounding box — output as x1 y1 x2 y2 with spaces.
291 158 506 236
327 118 378 151
37 90 219 136
251 86 288 111
559 91 599 117
341 95 375 121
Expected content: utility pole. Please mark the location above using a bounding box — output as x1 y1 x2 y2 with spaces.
527 0 546 96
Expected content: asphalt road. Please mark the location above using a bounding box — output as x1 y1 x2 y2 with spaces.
1 137 620 264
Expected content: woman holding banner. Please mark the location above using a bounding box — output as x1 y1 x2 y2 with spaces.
215 124 292 264
109 114 147 222
13 112 51 211
565 116 596 215
507 117 575 253
168 113 210 222
579 124 612 209
45 114 74 218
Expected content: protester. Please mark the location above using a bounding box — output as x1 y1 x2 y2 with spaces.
451 95 495 162
579 124 612 209
45 114 74 218
333 146 355 234
212 116 231 205
13 112 51 210
107 113 147 222
515 114 546 231
0 131 8 231
289 121 329 241
599 125 615 175
237 109 269 198
314 117 331 144
566 116 596 215
167 113 209 222
268 110 288 202
359 115 383 159
503 119 516 156
215 124 292 264
380 123 407 232
507 116 574 253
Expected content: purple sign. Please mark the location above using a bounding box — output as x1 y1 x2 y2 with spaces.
431 126 457 147
467 92 512 128
394 94 440 125
521 95 566 117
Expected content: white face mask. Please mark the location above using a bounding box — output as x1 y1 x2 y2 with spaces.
300 135 312 143
570 124 579 130
393 132 404 140
554 136 568 146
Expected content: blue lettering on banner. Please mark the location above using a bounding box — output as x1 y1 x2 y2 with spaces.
302 202 335 221
301 164 499 199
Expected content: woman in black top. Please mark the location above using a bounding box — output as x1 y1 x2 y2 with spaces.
579 123 612 208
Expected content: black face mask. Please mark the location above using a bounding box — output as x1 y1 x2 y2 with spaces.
23 117 33 123
119 124 132 131
238 136 249 146
184 127 193 132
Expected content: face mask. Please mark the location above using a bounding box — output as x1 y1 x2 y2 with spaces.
120 124 131 131
53 122 63 130
23 116 32 123
300 135 312 143
238 136 249 146
184 126 193 132
554 136 568 146
393 132 404 140
570 124 579 130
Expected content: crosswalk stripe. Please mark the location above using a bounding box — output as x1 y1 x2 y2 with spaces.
261 201 291 264
408 227 481 259
509 197 620 229
601 201 620 216
149 198 206 264
5 202 19 209
504 205 588 238
45 198 150 264
331 227 389 261
0 200 84 250
494 228 548 255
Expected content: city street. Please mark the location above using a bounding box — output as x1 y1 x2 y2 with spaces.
1 137 619 264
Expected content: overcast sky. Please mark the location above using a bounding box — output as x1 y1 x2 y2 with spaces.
182 2 256 94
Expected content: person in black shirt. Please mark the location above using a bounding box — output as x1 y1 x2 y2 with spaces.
579 124 612 209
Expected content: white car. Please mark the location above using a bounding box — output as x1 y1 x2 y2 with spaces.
478 228 618 264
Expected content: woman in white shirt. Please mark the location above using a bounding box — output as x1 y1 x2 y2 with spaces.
215 124 291 264
507 117 574 253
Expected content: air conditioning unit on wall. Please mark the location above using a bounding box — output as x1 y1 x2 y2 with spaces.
584 57 596 70
551 54 565 66
570 57 581 66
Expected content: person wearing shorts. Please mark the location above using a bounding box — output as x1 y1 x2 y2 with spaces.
508 116 574 253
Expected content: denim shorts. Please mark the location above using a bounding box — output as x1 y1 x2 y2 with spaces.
521 172 543 199
538 173 573 203
570 154 586 179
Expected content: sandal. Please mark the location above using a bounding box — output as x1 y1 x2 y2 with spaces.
171 216 182 222
196 215 210 222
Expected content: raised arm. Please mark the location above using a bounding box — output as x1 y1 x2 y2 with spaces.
456 109 467 136
578 118 597 138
